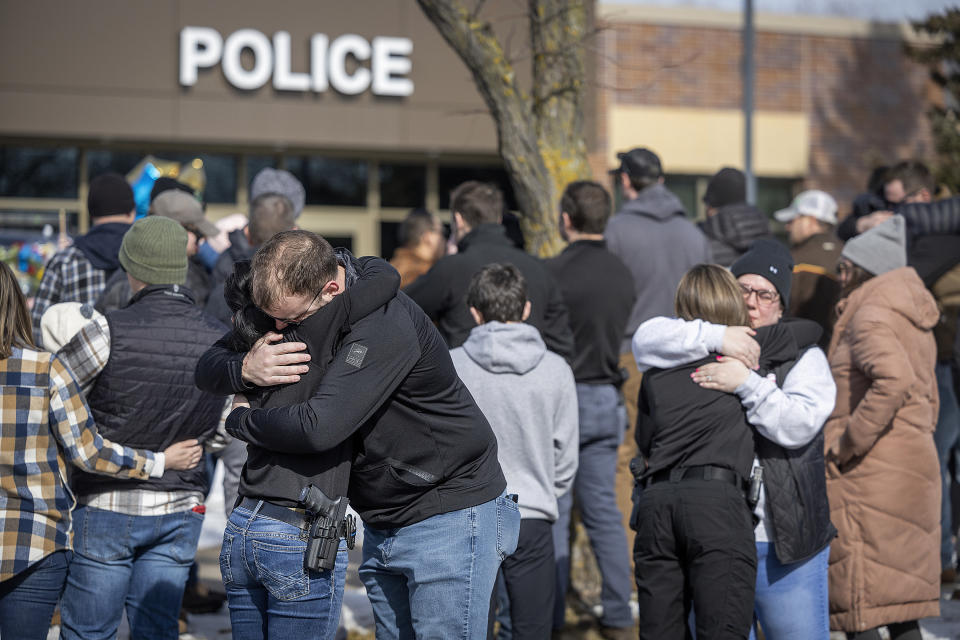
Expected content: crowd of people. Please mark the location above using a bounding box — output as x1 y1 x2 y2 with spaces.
0 148 956 640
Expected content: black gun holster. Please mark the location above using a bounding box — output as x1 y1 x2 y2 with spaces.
299 484 357 572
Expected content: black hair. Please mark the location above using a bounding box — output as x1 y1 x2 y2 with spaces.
223 260 275 351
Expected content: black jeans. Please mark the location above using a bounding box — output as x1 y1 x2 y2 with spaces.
496 518 556 639
633 480 756 640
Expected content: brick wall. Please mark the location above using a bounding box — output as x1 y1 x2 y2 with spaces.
596 19 935 213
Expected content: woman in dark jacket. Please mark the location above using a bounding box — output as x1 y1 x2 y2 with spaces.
631 263 818 640
634 239 836 639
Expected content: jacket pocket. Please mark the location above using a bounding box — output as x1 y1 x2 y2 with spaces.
352 459 440 509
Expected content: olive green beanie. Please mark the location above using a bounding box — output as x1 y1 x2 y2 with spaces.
119 216 188 285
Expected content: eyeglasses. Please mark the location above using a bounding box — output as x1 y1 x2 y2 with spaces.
739 283 780 304
265 290 323 326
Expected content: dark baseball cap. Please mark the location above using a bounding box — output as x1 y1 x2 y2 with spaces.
610 148 663 179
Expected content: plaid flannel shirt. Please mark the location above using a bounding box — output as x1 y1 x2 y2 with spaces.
58 315 231 517
31 246 111 348
0 347 156 582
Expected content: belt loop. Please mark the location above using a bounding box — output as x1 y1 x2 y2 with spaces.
243 499 264 535
669 467 684 482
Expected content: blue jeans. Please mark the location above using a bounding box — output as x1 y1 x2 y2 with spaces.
749 542 830 640
553 383 633 629
221 502 348 640
359 492 521 639
60 504 204 640
0 549 70 640
935 362 960 569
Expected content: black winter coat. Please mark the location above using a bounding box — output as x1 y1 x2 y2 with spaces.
404 224 574 361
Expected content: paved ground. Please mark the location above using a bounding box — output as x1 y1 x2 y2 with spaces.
46 467 960 639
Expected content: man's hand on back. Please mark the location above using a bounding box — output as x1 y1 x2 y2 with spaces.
241 332 310 386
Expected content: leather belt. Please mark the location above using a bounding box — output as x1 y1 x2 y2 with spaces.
643 464 745 490
239 497 310 530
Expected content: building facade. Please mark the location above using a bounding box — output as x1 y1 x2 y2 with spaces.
0 1 936 256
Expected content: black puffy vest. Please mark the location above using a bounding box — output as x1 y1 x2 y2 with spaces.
75 285 227 496
757 347 837 565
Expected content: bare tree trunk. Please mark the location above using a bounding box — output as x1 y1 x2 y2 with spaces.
417 0 592 257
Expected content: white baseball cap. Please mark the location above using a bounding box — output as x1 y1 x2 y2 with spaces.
774 190 838 225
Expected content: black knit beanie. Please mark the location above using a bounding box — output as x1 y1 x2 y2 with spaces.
730 237 794 302
703 167 746 208
87 173 134 219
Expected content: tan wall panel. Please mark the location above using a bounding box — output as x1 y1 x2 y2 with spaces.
0 91 176 139
608 105 808 177
0 0 513 152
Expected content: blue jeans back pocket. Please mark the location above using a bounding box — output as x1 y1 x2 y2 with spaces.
252 539 312 601
78 507 133 562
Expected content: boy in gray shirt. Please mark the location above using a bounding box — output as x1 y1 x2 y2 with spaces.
450 263 578 639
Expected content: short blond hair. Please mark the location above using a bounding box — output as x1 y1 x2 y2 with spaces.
675 264 749 326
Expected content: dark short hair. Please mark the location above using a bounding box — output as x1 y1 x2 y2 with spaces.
889 160 935 197
450 181 503 228
250 230 337 310
466 263 527 323
561 181 612 234
398 208 438 248
248 194 296 246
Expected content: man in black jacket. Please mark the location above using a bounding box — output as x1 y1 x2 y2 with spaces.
195 230 520 638
699 167 772 268
546 181 636 639
58 216 228 640
404 181 574 360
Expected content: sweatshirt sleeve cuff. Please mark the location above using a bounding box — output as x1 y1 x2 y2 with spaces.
149 452 166 478
228 358 256 393
226 407 251 439
735 370 768 402
703 322 726 353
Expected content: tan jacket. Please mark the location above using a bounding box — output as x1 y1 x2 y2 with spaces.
390 247 436 289
824 267 940 631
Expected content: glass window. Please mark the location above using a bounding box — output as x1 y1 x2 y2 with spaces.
85 150 237 204
0 146 78 198
286 156 367 207
0 209 81 238
323 235 353 253
663 174 700 220
756 177 798 219
379 163 426 209
437 165 518 211
379 221 402 260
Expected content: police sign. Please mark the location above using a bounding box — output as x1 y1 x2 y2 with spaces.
179 26 414 97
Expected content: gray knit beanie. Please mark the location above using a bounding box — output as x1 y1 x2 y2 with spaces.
119 216 188 285
250 168 305 218
841 214 907 276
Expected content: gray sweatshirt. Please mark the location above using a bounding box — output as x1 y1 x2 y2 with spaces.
604 184 713 351
450 322 578 521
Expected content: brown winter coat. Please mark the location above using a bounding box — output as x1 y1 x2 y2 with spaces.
824 266 941 631
389 246 436 289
